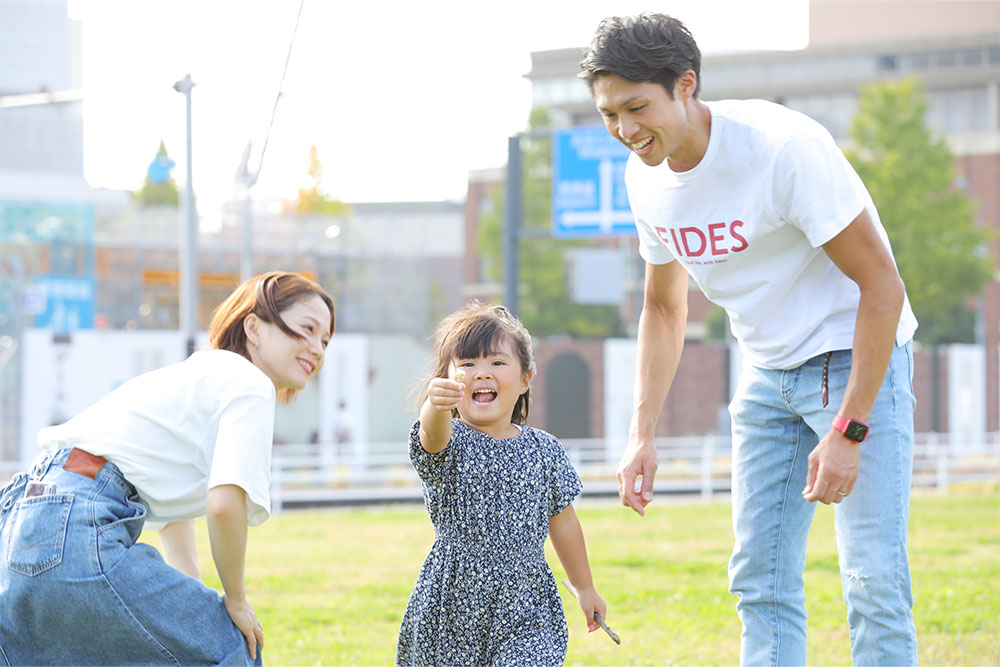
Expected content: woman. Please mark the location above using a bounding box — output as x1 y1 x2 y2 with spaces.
0 271 334 665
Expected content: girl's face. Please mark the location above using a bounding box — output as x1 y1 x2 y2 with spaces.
450 335 531 440
247 294 331 391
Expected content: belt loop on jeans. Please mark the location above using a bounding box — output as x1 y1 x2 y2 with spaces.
30 448 59 479
821 351 832 408
1 473 28 513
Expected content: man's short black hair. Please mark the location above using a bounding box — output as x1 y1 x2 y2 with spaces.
579 13 702 99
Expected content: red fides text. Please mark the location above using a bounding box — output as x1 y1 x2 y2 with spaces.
655 220 748 258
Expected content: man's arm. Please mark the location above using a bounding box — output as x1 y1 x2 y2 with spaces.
617 260 689 515
158 519 201 579
805 208 905 504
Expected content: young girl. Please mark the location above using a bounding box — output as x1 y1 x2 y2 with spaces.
0 271 333 665
396 302 606 666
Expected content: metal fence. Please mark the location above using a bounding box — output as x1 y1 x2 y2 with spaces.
266 431 1000 512
3 433 998 514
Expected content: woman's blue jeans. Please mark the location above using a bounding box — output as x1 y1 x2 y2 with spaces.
0 448 261 666
728 343 918 666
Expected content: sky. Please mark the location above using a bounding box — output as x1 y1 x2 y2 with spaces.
69 0 808 213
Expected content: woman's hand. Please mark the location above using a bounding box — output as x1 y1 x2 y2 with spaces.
224 594 264 660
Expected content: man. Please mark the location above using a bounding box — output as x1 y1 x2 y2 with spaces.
580 13 918 666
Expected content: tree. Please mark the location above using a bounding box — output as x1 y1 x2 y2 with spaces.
132 140 179 207
296 145 351 217
844 78 992 344
478 108 625 338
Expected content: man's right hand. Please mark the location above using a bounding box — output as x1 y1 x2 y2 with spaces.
616 436 659 516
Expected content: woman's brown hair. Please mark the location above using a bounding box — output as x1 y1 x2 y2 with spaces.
424 301 535 425
209 271 335 402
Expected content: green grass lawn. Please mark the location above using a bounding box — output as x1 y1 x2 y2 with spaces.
143 483 999 666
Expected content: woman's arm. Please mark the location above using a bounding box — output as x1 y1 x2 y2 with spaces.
158 519 200 579
206 484 264 660
549 505 607 632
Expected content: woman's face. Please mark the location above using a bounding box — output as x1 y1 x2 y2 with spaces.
248 294 331 391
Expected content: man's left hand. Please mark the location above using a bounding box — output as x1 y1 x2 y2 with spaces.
802 431 860 504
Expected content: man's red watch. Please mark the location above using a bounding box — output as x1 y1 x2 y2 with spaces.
832 415 869 443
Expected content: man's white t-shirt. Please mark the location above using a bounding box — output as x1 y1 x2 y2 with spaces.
626 99 917 370
38 349 276 527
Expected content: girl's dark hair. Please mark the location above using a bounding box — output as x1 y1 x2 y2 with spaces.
579 13 702 98
425 301 535 425
209 271 335 402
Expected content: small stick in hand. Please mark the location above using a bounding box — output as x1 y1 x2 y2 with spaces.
560 579 621 645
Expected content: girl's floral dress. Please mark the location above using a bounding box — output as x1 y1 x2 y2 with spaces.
396 419 582 666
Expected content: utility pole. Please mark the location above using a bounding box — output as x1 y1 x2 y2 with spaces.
504 135 522 316
173 74 197 358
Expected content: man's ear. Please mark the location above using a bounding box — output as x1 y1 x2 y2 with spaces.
677 69 698 100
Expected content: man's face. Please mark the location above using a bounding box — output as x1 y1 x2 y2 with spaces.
593 74 692 168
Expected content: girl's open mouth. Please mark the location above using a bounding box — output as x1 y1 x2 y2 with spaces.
472 389 497 404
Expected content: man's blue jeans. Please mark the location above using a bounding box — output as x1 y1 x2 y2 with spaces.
728 343 918 666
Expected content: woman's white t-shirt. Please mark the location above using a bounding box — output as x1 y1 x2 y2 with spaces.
626 99 917 370
38 349 276 527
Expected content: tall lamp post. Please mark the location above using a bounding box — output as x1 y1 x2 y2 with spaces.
237 142 255 282
173 74 197 358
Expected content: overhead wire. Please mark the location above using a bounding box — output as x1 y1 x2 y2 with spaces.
252 0 306 183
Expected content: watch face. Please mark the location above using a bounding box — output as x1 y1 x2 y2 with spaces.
844 420 869 442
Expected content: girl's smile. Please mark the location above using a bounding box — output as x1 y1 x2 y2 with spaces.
451 336 531 440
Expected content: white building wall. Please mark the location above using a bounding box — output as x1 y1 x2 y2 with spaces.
947 344 986 448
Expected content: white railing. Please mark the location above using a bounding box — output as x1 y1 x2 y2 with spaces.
266 432 1000 513
3 433 998 514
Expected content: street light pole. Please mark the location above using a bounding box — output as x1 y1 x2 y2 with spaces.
237 141 255 282
173 74 197 358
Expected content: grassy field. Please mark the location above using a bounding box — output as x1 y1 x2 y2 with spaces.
143 483 999 666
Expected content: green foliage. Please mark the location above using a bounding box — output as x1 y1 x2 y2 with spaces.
844 78 992 344
144 483 1000 665
703 305 730 342
132 140 179 207
478 108 625 339
297 145 352 217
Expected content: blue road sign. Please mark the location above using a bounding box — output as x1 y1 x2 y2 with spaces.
552 126 634 237
33 275 95 332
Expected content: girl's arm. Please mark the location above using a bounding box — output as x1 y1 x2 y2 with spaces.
549 505 607 632
158 519 201 579
206 484 264 660
419 376 464 453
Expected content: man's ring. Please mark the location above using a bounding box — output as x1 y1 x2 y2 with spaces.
837 491 847 496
